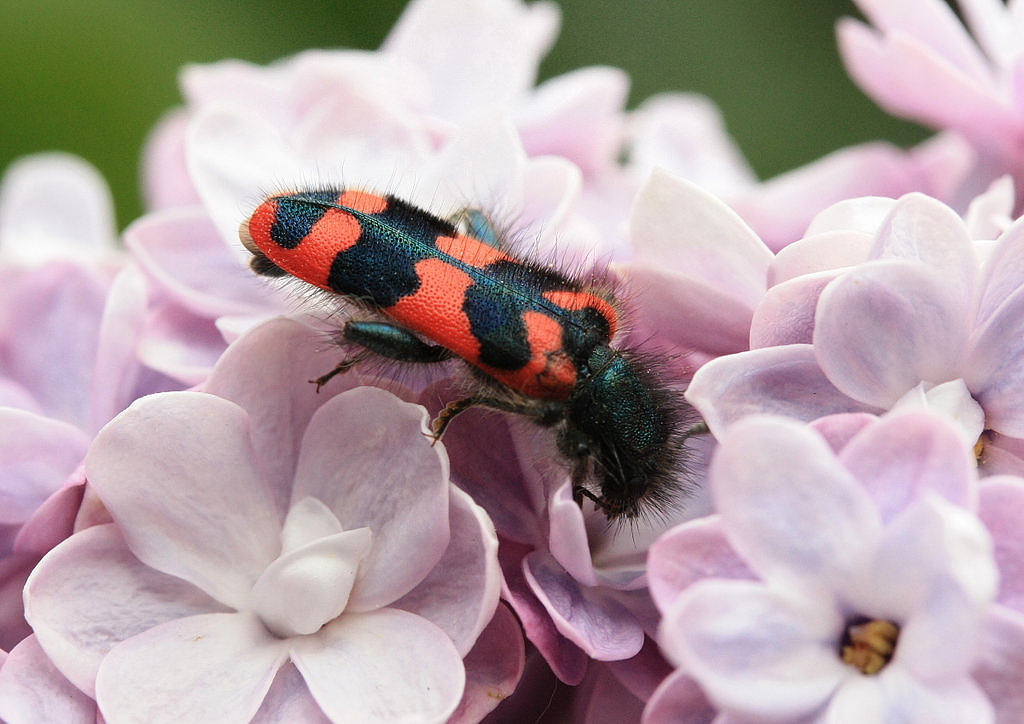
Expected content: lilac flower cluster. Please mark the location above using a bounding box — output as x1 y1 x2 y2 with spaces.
1 0 1024 721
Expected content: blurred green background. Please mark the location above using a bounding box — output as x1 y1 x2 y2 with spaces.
0 0 930 229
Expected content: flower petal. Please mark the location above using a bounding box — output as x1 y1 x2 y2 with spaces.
86 392 283 609
978 478 1024 611
750 271 838 348
448 603 525 724
250 521 372 638
966 280 1024 437
642 668 717 724
686 345 874 437
293 387 450 610
0 635 96 724
712 416 882 592
870 193 977 302
659 578 843 720
292 608 464 724
815 260 969 407
392 485 500 656
126 207 276 317
95 612 289 724
0 408 88 528
647 515 753 614
0 153 116 263
250 662 331 724
840 410 977 521
382 0 559 119
24 525 225 695
524 551 644 661
973 606 1024 723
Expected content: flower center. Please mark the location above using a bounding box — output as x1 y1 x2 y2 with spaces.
839 618 900 675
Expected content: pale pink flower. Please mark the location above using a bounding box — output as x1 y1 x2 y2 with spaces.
20 318 507 723
649 412 1008 723
0 154 179 650
687 187 1024 475
838 0 1024 209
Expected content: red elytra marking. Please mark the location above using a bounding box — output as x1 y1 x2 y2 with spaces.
386 258 480 361
490 310 576 399
436 234 512 267
252 197 364 290
338 190 389 214
543 290 619 338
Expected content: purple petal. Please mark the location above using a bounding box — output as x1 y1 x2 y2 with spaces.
712 416 882 591
392 486 500 656
88 267 161 432
976 210 1024 326
642 669 717 724
768 230 873 286
24 525 225 695
978 478 1024 612
647 515 753 614
965 175 1014 240
809 412 877 452
686 345 874 437
837 18 1013 144
840 411 976 521
0 409 88 528
126 207 276 317
501 542 588 684
204 317 361 514
630 169 771 338
659 579 843 719
627 92 756 197
814 260 968 408
524 550 644 660
966 282 1024 437
292 608 464 724
0 554 35 650
136 301 229 384
851 0 992 79
0 635 97 723
86 393 283 609
293 387 450 610
870 193 976 300
749 271 838 348
973 606 1024 722
95 612 288 724
448 604 525 724
1 263 110 429
251 662 331 724
437 401 545 541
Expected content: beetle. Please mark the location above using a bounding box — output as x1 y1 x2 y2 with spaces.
240 187 695 521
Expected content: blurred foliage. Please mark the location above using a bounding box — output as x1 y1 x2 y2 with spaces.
0 0 930 228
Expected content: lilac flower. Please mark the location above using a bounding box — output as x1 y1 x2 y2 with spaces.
648 412 1013 722
687 188 1024 475
838 0 1024 207
0 154 179 650
17 318 507 723
430 378 713 687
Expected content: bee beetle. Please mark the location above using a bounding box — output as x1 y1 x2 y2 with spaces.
240 188 696 521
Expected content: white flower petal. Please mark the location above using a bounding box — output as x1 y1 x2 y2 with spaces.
292 608 464 724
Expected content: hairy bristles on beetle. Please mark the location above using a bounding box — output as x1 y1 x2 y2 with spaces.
240 186 701 522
